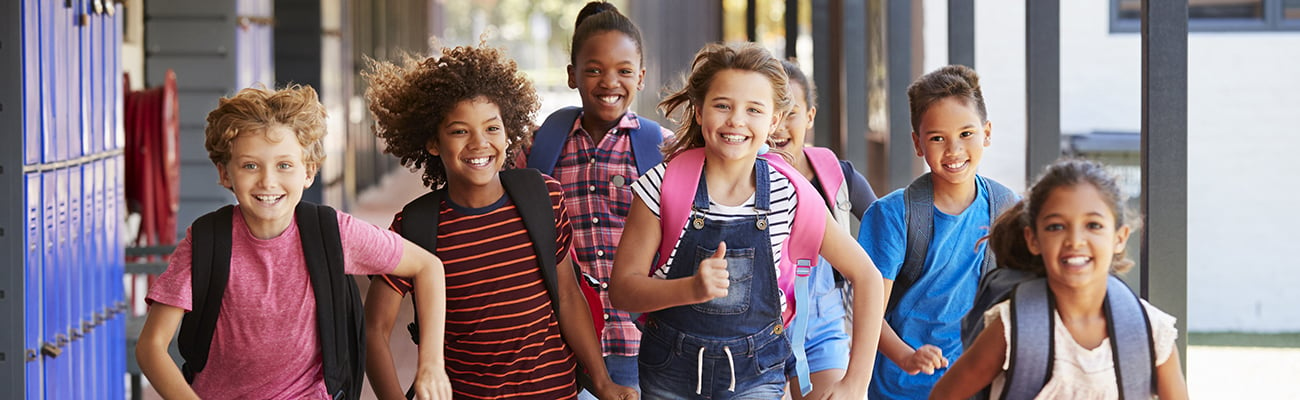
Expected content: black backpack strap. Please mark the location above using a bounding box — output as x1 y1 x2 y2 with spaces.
500 168 564 316
891 173 934 312
397 189 445 346
1005 278 1055 400
961 267 1039 349
297 202 363 400
1104 275 1155 399
178 205 234 382
978 176 1017 276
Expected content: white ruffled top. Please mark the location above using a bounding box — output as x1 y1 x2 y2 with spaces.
984 298 1178 400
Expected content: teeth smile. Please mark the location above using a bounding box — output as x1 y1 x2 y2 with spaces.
721 134 747 143
944 161 968 170
255 195 283 203
464 157 492 167
771 138 790 147
1063 256 1091 266
599 96 621 104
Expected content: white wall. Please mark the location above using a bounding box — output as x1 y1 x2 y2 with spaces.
924 0 1300 332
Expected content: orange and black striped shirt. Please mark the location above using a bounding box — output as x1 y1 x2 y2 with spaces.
383 178 577 399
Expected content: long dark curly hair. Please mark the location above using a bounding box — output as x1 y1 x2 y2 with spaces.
364 43 539 189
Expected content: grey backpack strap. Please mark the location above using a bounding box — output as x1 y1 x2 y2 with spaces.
1005 278 1054 400
978 176 1018 275
1105 275 1155 399
891 173 934 312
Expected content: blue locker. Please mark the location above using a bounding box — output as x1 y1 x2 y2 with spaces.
41 169 65 400
110 11 124 150
75 0 91 159
69 165 86 400
25 172 44 399
90 8 104 154
92 159 107 398
52 0 69 162
110 155 127 398
22 0 41 165
38 0 54 163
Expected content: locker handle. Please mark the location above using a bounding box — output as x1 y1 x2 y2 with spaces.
81 320 94 335
41 342 62 358
55 333 69 347
69 326 83 341
26 349 39 362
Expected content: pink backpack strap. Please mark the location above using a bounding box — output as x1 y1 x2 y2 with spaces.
761 153 827 277
653 148 707 275
804 146 845 209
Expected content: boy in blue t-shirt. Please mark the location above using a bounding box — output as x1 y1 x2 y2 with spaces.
857 65 1011 399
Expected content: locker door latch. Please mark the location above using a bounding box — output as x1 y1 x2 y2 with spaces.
41 342 62 358
26 349 39 362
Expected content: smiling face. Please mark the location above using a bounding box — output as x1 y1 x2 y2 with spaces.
912 96 992 187
428 97 507 196
694 69 782 163
769 81 816 156
568 30 645 131
217 125 317 239
1025 182 1132 290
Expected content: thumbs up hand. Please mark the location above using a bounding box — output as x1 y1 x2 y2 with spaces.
694 242 731 302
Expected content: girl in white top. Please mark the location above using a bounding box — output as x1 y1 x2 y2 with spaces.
930 159 1188 400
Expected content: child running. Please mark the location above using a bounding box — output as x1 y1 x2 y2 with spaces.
517 3 672 395
930 158 1188 400
767 59 879 399
856 64 1016 398
136 85 452 400
610 42 885 399
363 43 637 400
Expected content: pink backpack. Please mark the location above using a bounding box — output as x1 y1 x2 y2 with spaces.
653 147 828 395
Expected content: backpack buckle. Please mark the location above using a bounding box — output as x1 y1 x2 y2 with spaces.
796 259 813 277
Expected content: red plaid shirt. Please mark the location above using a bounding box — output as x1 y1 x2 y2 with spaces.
518 111 672 357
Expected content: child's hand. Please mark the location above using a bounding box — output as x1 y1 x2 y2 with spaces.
810 378 868 400
412 364 453 400
901 344 948 375
594 381 640 400
694 242 731 302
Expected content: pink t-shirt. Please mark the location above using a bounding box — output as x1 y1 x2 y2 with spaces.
147 207 404 400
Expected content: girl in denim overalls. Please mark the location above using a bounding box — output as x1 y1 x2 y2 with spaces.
609 42 886 399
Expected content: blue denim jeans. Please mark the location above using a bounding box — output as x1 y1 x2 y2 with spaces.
577 355 639 400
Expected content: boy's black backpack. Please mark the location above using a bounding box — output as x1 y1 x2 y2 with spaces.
986 275 1155 400
179 202 364 400
399 168 599 394
888 173 1017 313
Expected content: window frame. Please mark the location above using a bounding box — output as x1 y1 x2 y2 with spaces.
1110 0 1300 33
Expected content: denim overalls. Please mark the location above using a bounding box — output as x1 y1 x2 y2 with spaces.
639 159 791 399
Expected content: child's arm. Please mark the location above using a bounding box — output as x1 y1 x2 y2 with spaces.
1156 347 1188 400
136 303 201 400
816 211 885 399
929 318 1007 400
364 279 408 400
388 239 453 400
554 256 638 400
877 279 948 374
610 197 726 313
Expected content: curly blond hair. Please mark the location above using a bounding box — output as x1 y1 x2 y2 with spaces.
204 84 327 168
364 44 539 189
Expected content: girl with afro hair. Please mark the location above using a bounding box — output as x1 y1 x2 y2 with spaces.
363 43 637 400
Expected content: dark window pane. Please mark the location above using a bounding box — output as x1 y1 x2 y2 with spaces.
1118 0 1263 20
1286 0 1300 20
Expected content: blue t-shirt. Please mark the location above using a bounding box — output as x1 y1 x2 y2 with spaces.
857 177 993 400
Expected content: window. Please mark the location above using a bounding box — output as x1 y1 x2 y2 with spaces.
1111 0 1300 32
